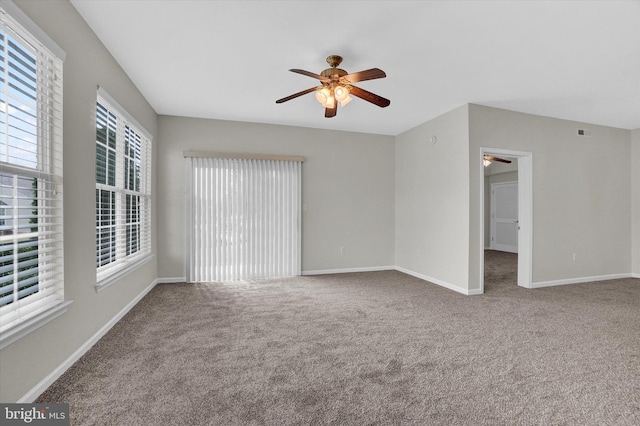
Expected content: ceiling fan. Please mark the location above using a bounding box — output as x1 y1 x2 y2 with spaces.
483 155 512 167
275 55 390 118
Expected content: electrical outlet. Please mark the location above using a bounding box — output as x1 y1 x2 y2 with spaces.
340 246 345 254
572 253 577 262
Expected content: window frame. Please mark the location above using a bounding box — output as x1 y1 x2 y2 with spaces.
0 0 68 350
95 88 152 291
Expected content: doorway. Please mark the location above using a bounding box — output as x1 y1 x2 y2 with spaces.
480 148 532 293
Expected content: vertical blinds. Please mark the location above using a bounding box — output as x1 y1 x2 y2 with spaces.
0 5 64 336
187 156 301 282
96 93 152 285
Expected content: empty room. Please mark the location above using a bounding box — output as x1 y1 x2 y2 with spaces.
1 0 639 424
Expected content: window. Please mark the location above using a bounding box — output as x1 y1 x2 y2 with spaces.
95 89 151 288
0 3 66 348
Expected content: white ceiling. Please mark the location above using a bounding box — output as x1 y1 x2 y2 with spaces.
70 0 640 136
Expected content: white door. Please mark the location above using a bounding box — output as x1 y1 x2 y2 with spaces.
491 181 518 253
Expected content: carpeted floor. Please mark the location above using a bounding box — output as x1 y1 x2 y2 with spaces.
484 249 518 292
37 252 640 425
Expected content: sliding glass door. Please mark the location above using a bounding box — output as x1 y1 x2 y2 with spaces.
186 155 301 282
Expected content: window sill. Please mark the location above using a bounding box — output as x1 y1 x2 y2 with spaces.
0 300 73 350
96 254 154 293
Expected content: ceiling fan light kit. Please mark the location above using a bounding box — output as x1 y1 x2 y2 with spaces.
276 55 390 118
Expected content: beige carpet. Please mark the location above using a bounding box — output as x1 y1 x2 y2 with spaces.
37 253 640 425
484 249 518 292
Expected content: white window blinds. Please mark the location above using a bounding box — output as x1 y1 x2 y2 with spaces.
186 155 302 282
0 4 66 346
96 90 152 287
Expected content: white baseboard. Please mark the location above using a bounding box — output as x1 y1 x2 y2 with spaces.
303 266 481 296
531 273 633 289
302 266 395 276
156 277 186 284
394 266 476 295
632 273 640 279
18 278 159 403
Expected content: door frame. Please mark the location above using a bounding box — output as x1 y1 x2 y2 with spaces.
479 147 533 292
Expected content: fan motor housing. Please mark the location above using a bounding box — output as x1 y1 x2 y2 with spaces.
321 68 347 79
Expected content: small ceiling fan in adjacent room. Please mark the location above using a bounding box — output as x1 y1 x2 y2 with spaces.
483 155 512 167
276 55 390 118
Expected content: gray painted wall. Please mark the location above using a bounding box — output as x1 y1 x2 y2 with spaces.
156 116 395 279
0 0 158 402
469 104 631 290
395 105 470 292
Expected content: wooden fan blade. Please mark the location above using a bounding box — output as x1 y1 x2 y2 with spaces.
484 155 512 164
349 85 391 108
325 104 337 118
343 68 386 83
276 86 323 104
290 69 331 82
